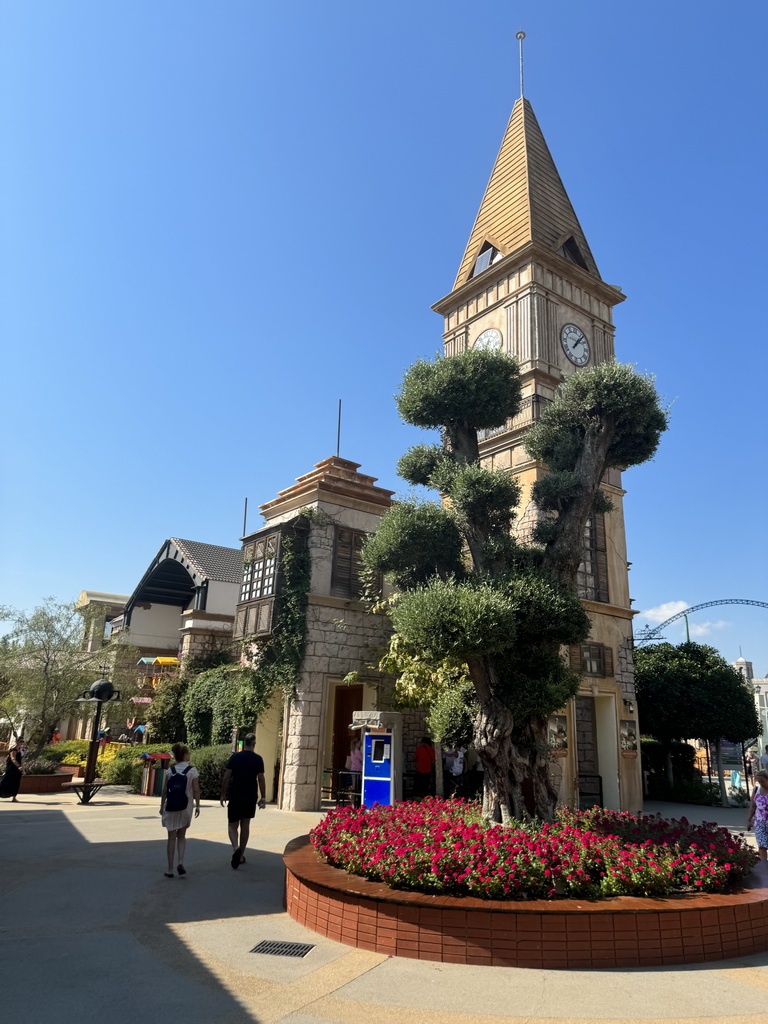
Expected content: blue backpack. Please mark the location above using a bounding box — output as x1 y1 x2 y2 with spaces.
165 764 191 812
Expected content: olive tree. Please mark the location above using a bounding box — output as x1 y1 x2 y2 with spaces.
363 350 667 822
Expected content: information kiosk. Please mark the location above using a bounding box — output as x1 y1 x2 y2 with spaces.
351 710 402 807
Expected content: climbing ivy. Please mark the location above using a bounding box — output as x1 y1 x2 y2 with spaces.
183 662 274 747
241 532 312 701
179 527 311 747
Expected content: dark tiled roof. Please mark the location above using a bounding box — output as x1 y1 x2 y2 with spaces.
172 538 242 583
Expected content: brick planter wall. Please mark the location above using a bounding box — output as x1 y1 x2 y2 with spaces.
19 773 69 794
284 836 768 969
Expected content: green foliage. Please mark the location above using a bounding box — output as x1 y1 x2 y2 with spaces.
646 776 722 806
0 599 141 754
367 349 667 820
640 739 698 782
178 531 312 750
636 642 761 744
392 578 517 659
448 464 521 534
191 745 232 800
426 681 477 747
183 664 273 748
245 533 312 701
103 743 176 785
362 500 464 590
146 672 189 743
121 744 231 798
38 740 91 765
526 362 668 472
376 633 470 707
396 350 522 432
397 445 452 487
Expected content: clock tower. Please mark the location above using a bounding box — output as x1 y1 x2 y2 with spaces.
433 96 641 812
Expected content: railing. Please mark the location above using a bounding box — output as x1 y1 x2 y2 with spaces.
321 768 362 808
478 394 553 442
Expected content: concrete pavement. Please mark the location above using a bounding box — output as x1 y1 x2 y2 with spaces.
1 790 767 1024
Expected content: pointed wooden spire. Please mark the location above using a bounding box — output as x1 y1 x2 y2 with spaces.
454 98 600 289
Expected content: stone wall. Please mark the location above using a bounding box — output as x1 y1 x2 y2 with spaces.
280 591 393 812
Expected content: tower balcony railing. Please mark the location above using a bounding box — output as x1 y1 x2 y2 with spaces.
478 394 553 442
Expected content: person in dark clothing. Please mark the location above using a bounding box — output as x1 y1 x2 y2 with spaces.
220 733 266 869
0 739 25 802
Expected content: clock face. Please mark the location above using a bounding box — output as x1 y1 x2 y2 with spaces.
474 328 502 352
560 323 590 366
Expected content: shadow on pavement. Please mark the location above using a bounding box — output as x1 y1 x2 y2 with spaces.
0 802 290 1022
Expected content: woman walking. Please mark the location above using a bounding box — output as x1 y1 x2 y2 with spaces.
0 739 25 802
159 742 200 877
747 769 768 861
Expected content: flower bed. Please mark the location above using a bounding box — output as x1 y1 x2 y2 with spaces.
309 799 756 901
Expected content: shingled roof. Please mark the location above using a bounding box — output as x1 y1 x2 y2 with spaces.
453 97 600 289
172 538 242 583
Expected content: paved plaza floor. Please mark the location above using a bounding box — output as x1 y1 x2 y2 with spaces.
1 791 767 1024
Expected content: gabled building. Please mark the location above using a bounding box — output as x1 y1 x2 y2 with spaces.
112 537 242 658
432 96 641 811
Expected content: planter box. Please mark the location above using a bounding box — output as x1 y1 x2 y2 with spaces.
19 773 69 794
57 765 85 779
285 836 768 970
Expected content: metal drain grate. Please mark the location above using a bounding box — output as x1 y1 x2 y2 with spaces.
250 940 315 958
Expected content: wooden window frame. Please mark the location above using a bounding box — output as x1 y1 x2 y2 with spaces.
576 512 609 604
569 642 615 678
240 530 280 603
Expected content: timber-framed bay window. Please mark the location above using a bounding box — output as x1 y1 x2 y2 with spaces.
234 519 308 639
576 512 609 604
240 533 278 603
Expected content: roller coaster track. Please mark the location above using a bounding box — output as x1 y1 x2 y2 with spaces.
634 599 768 645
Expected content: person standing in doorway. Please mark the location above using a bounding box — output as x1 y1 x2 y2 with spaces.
760 746 768 772
220 733 266 869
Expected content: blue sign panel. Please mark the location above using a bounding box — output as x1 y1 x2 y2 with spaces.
362 732 393 806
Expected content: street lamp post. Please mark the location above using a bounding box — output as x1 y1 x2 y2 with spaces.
78 679 121 804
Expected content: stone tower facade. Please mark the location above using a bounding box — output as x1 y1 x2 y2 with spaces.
432 98 641 811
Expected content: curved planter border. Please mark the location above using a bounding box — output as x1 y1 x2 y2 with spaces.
284 836 768 969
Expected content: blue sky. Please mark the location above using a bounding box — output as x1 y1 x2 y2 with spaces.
2 2 766 673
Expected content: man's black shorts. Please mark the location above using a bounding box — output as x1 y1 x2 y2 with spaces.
227 800 256 823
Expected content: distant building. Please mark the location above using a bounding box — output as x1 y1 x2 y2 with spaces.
734 657 768 749
110 537 241 659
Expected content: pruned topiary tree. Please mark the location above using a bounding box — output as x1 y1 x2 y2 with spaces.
363 349 667 823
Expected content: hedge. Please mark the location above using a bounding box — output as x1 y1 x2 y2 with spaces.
107 743 232 800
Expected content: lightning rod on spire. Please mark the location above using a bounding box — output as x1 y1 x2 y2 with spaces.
516 31 526 98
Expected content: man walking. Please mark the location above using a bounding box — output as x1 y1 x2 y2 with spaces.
220 733 266 869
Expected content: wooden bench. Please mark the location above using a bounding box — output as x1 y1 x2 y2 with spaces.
62 779 107 804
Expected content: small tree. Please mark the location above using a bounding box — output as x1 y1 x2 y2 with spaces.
636 641 761 804
363 350 667 822
634 643 696 784
0 599 139 754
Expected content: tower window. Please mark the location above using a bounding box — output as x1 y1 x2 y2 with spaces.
576 513 609 604
559 236 589 271
472 243 502 277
